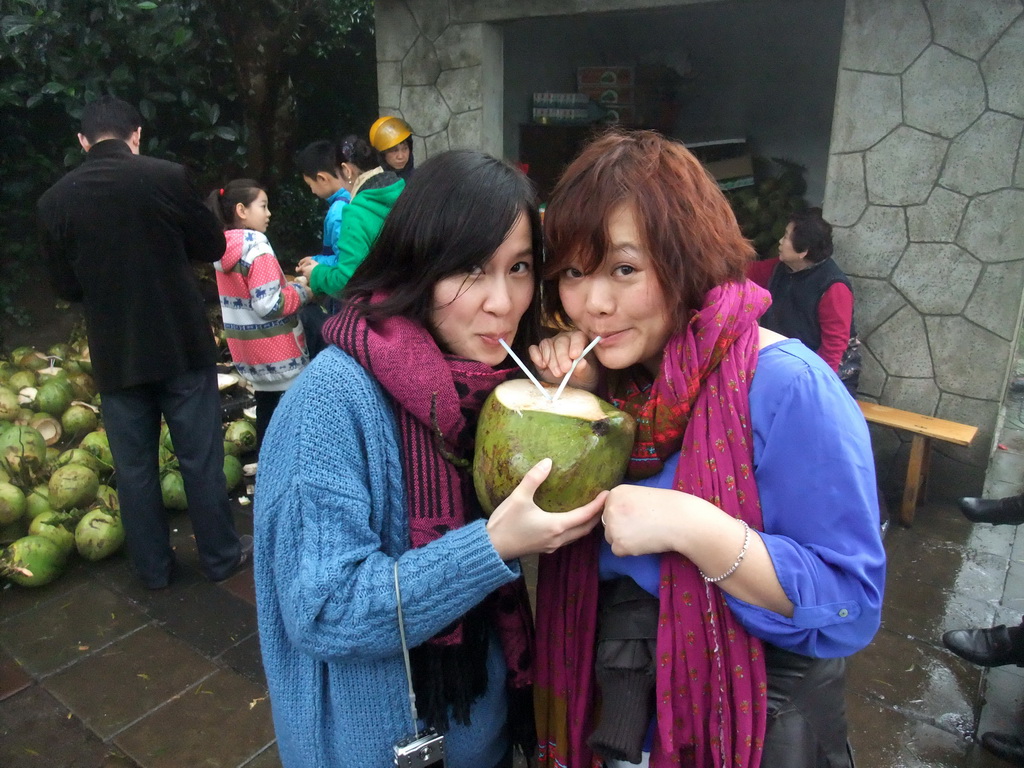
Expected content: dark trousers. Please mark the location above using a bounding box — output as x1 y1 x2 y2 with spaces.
253 389 284 451
101 367 241 587
762 645 854 768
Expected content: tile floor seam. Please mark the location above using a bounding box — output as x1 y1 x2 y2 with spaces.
98 665 224 741
29 620 156 681
211 628 260 660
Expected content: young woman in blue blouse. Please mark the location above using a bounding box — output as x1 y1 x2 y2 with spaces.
529 131 885 768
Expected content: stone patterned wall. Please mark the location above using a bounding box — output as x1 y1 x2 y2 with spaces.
823 0 1024 496
374 0 504 162
375 0 1024 496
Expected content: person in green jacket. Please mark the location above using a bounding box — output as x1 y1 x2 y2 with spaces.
296 138 405 298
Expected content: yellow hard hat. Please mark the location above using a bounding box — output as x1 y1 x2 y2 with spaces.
369 116 412 152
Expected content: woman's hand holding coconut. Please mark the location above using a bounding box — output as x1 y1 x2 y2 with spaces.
485 457 607 560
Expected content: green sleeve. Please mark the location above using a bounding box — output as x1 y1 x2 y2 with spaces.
308 201 381 298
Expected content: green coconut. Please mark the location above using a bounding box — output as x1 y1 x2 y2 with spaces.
8 370 36 392
34 380 71 416
75 507 124 561
1 534 67 586
473 380 636 514
160 469 188 510
28 510 80 557
25 484 53 519
223 439 240 458
224 419 257 455
0 425 48 488
79 429 114 468
0 360 14 383
224 454 243 491
60 403 98 438
95 484 119 511
47 342 73 361
70 345 92 374
28 414 62 447
15 349 49 371
35 366 67 385
55 448 105 476
48 463 99 511
0 386 20 421
0 464 9 483
0 482 26 525
61 403 99 436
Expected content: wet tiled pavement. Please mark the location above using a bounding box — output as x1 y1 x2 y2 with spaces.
3 494 1024 766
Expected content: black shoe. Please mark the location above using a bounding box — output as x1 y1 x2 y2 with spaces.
942 625 1024 667
958 494 1024 525
981 732 1024 766
215 534 253 582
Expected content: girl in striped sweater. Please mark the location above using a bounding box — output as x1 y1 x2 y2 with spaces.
207 179 314 448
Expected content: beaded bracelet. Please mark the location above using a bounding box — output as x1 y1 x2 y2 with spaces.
699 520 751 583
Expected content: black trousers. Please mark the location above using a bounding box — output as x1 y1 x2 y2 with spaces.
762 644 854 768
101 367 241 587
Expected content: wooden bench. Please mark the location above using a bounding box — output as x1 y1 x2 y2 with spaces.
857 401 978 526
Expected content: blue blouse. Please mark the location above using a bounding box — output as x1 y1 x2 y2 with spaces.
599 338 886 658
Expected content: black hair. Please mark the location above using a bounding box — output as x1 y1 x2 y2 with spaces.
295 140 343 179
345 149 543 354
205 179 265 230
379 136 415 180
80 96 142 143
295 136 377 179
338 134 378 173
789 207 833 264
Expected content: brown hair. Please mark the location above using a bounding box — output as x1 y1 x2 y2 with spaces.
542 129 754 332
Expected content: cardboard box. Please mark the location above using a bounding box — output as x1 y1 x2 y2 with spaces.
686 139 754 190
578 85 634 105
577 66 634 88
706 155 754 190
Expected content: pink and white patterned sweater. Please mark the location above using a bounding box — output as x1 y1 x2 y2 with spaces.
214 229 313 391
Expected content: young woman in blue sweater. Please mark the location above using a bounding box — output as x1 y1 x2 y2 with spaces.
254 150 606 768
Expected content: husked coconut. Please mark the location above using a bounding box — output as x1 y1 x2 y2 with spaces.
473 380 636 514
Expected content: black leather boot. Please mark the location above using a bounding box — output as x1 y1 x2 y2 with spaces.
982 732 1024 766
942 623 1024 667
958 494 1024 525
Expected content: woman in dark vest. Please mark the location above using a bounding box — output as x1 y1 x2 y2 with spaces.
747 207 859 395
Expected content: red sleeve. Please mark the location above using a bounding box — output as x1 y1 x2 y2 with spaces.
746 257 779 289
816 283 853 372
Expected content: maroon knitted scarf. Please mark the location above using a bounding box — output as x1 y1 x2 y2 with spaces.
323 299 535 738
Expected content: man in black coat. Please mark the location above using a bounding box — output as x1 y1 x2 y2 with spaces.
37 95 251 589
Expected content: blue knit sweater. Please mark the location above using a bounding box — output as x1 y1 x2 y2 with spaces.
254 346 520 767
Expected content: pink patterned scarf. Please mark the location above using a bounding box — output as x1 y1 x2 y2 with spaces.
535 280 771 767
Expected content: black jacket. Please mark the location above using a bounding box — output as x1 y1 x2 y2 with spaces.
37 140 225 392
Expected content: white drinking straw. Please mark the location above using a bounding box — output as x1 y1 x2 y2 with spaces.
499 338 552 400
552 336 601 402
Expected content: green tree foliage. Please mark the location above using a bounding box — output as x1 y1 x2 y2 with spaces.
0 0 376 350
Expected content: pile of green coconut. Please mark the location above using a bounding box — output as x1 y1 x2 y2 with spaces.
0 341 257 588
